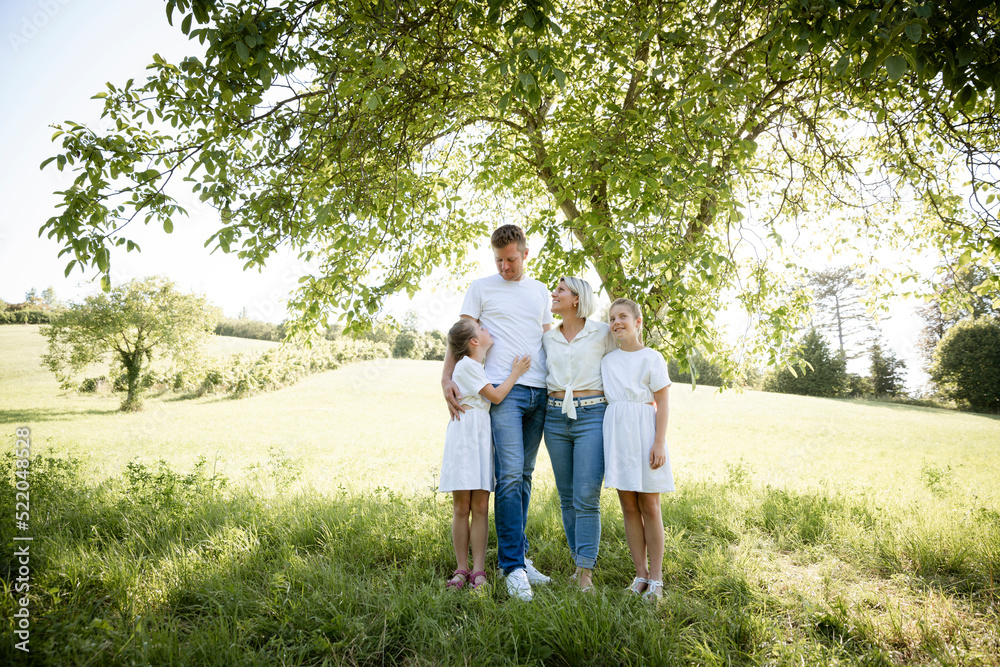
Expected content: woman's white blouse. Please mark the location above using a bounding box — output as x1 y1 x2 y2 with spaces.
541 319 617 419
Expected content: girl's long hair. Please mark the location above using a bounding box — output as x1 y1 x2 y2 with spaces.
447 318 478 361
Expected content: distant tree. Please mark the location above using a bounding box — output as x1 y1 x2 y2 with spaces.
40 287 58 308
392 330 428 360
423 330 447 361
869 340 907 397
765 329 848 398
41 276 220 411
930 318 1000 413
807 266 876 360
24 288 40 306
402 310 420 333
917 266 1000 370
668 349 726 387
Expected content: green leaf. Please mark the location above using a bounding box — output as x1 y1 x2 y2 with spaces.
181 13 192 35
834 54 850 77
957 84 974 109
164 219 174 234
236 41 250 62
904 23 922 43
95 248 109 273
497 91 511 114
553 68 566 88
885 55 907 81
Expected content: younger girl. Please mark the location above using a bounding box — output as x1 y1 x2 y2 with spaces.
440 317 531 591
601 298 673 601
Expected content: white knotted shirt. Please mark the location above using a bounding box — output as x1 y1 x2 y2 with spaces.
541 318 617 419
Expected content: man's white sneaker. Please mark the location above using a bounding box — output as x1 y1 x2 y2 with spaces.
524 557 551 585
505 568 533 601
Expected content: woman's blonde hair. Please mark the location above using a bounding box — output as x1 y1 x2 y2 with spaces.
560 276 597 319
447 318 478 361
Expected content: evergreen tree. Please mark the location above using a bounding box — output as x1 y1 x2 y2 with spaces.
765 329 848 398
869 340 907 397
806 266 875 360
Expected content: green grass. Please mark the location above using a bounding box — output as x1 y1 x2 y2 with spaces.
2 325 999 665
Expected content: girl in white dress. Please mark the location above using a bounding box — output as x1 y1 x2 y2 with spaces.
602 298 672 602
440 318 531 591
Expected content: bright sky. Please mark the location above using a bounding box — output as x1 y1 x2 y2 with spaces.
0 0 930 388
0 0 482 328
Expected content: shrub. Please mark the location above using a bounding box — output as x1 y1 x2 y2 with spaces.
78 376 108 393
930 317 1000 413
845 373 872 398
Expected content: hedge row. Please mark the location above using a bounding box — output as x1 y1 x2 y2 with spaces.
79 338 391 399
0 309 58 324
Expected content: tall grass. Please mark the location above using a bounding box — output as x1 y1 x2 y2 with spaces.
2 326 999 665
1 449 997 666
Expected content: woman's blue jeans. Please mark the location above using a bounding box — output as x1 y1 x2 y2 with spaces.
543 400 606 569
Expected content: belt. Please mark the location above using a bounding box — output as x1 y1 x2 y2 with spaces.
547 395 607 410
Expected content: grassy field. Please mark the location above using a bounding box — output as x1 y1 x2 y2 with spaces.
1 324 998 665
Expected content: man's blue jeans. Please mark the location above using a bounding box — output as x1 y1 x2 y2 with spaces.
490 384 547 575
543 401 606 569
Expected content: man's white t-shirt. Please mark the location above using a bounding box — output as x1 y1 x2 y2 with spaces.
461 273 552 388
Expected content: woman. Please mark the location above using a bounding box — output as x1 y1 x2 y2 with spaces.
541 276 617 591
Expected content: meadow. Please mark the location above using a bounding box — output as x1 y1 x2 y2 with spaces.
1 324 998 665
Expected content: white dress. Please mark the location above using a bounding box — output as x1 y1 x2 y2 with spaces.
438 356 495 492
602 347 674 493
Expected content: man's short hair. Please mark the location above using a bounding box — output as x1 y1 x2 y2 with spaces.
491 225 527 252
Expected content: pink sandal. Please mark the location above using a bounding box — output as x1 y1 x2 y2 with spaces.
470 571 488 592
446 569 471 590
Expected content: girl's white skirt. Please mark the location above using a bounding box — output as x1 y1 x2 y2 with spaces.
438 407 494 492
603 401 674 493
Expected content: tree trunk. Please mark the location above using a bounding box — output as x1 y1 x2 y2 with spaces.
119 350 144 412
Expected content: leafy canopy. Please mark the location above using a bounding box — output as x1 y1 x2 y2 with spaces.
41 0 1000 375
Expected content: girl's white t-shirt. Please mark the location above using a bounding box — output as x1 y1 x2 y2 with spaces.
452 356 491 411
461 273 552 388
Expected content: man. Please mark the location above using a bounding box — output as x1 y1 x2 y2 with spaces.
441 224 552 600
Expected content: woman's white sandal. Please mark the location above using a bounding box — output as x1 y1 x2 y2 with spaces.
642 579 663 601
628 576 648 595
